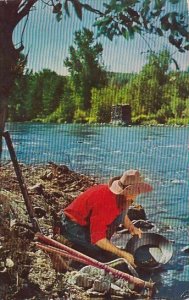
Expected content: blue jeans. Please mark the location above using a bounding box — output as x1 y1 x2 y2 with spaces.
60 211 126 262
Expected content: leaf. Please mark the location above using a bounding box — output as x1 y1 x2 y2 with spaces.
53 3 62 14
156 28 163 36
121 0 139 6
161 15 170 31
154 0 166 10
169 35 183 48
56 12 62 22
128 27 136 39
64 0 70 17
119 13 132 25
127 7 140 19
106 30 114 41
141 0 151 17
71 0 82 20
133 25 141 34
151 9 163 17
177 26 189 38
122 28 130 40
94 16 112 27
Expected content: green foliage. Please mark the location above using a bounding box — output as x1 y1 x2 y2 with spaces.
132 114 156 125
64 28 107 111
156 105 173 124
73 109 88 123
8 69 67 122
182 99 189 118
93 0 189 52
8 48 189 125
167 118 189 125
51 0 189 54
170 96 186 118
90 87 112 123
107 72 135 87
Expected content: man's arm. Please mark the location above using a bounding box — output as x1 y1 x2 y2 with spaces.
124 215 142 238
96 238 136 267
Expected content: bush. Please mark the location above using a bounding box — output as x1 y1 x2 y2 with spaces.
142 119 158 125
167 118 189 125
132 114 156 125
86 116 97 124
73 109 88 123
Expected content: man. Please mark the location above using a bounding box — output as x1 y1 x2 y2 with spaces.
60 169 152 267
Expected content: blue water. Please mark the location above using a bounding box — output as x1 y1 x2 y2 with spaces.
2 122 189 299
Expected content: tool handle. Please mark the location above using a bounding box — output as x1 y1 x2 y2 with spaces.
3 131 40 233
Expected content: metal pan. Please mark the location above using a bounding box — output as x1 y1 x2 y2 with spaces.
125 232 173 270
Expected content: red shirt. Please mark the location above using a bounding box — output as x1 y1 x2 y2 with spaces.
64 184 125 244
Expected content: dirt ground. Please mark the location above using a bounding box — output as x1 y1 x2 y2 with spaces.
0 162 98 299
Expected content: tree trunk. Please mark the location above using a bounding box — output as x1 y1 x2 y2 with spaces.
0 97 8 158
0 23 19 161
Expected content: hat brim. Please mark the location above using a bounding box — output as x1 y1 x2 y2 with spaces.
109 180 152 195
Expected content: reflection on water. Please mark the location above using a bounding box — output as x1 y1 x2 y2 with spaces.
2 122 189 299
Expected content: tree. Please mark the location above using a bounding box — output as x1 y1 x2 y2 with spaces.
64 28 107 111
37 69 65 116
8 53 31 121
122 50 175 115
0 0 189 157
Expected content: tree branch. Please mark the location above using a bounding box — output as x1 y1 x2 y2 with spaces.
15 0 38 25
15 11 29 52
18 0 29 12
41 0 53 8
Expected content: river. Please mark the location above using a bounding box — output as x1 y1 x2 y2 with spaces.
2 122 189 300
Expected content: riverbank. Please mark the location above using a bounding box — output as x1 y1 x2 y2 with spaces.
0 163 151 299
0 162 97 299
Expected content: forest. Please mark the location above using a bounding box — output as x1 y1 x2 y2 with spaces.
8 28 189 126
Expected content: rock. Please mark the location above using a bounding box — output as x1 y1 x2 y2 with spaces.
114 279 129 290
33 206 46 218
28 250 57 291
75 274 93 289
79 266 105 277
110 283 125 297
132 219 154 229
41 171 53 180
127 205 147 221
56 165 70 174
93 279 111 293
0 262 6 273
29 183 44 195
86 289 106 298
111 296 125 300
65 271 78 284
5 258 14 268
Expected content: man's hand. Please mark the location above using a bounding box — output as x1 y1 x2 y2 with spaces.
129 226 143 238
122 251 136 268
124 215 143 238
96 238 136 267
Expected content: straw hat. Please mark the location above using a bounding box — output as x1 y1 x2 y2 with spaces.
109 169 152 195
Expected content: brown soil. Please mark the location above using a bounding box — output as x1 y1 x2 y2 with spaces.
0 162 97 300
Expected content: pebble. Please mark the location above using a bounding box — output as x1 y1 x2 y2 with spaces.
5 258 14 268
